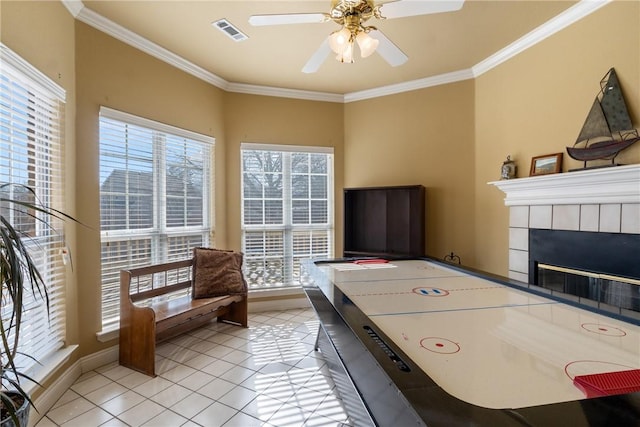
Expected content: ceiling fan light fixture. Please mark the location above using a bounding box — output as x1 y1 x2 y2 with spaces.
251 0 466 73
356 31 378 58
336 41 354 63
329 27 351 54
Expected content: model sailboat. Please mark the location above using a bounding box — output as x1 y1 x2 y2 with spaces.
566 68 639 167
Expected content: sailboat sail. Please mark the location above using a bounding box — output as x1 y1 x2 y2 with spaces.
575 99 611 143
599 69 633 133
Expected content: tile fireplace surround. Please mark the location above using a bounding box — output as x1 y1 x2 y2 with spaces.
490 164 640 283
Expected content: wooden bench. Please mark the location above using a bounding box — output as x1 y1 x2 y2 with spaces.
119 258 248 377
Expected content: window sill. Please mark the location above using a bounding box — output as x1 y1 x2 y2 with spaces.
24 345 78 395
96 327 119 343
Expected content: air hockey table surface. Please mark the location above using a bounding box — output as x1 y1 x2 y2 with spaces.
304 258 640 426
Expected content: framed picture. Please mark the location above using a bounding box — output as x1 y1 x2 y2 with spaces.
529 153 562 176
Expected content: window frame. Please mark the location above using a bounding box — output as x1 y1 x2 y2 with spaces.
98 107 214 331
0 43 68 376
240 143 334 290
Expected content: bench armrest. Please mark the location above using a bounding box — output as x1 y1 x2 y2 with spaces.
119 269 157 376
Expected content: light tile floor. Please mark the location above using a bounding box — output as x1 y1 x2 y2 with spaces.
35 309 352 427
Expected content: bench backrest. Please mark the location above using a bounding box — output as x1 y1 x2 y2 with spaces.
122 259 194 303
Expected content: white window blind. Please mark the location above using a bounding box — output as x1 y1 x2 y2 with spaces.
241 143 334 289
99 107 213 329
0 43 67 375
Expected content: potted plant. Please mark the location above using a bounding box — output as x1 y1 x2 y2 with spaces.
1 183 78 426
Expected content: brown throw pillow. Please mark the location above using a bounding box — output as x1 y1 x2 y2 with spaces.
192 247 248 299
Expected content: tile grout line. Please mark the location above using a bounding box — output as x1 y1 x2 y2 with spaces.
38 309 350 427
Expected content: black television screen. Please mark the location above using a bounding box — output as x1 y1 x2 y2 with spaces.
343 185 425 258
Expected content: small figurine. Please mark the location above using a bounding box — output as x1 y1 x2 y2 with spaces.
501 155 516 179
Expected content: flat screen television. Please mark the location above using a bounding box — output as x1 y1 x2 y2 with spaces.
343 185 425 258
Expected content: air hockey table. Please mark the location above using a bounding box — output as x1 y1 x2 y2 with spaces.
302 258 640 426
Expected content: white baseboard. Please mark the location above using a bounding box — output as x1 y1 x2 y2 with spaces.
27 361 81 427
28 346 119 427
80 346 119 372
249 296 310 313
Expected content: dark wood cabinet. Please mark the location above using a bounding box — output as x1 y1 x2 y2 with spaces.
343 185 425 258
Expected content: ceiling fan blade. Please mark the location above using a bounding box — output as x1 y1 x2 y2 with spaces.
369 30 408 67
378 0 464 19
302 39 332 74
249 13 327 26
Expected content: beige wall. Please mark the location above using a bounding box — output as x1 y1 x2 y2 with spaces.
58 20 344 358
343 1 640 274
474 0 640 274
344 81 476 263
222 92 344 253
74 22 228 357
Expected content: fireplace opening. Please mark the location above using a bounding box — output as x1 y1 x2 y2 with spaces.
529 229 640 323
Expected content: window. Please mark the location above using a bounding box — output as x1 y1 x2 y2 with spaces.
0 44 67 373
241 143 334 289
99 107 213 329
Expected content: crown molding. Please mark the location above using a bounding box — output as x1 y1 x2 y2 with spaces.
61 0 83 17
63 0 229 90
472 0 611 77
62 0 611 103
226 82 344 103
344 68 475 102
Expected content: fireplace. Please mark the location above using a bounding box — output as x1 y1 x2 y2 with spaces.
529 229 640 320
490 164 640 323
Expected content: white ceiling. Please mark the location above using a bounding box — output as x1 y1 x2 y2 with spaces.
68 1 600 100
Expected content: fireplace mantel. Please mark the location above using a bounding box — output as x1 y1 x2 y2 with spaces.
489 164 640 206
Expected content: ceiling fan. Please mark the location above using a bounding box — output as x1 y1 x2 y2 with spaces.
248 0 465 73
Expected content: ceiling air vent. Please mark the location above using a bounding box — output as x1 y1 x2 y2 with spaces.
212 19 248 42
